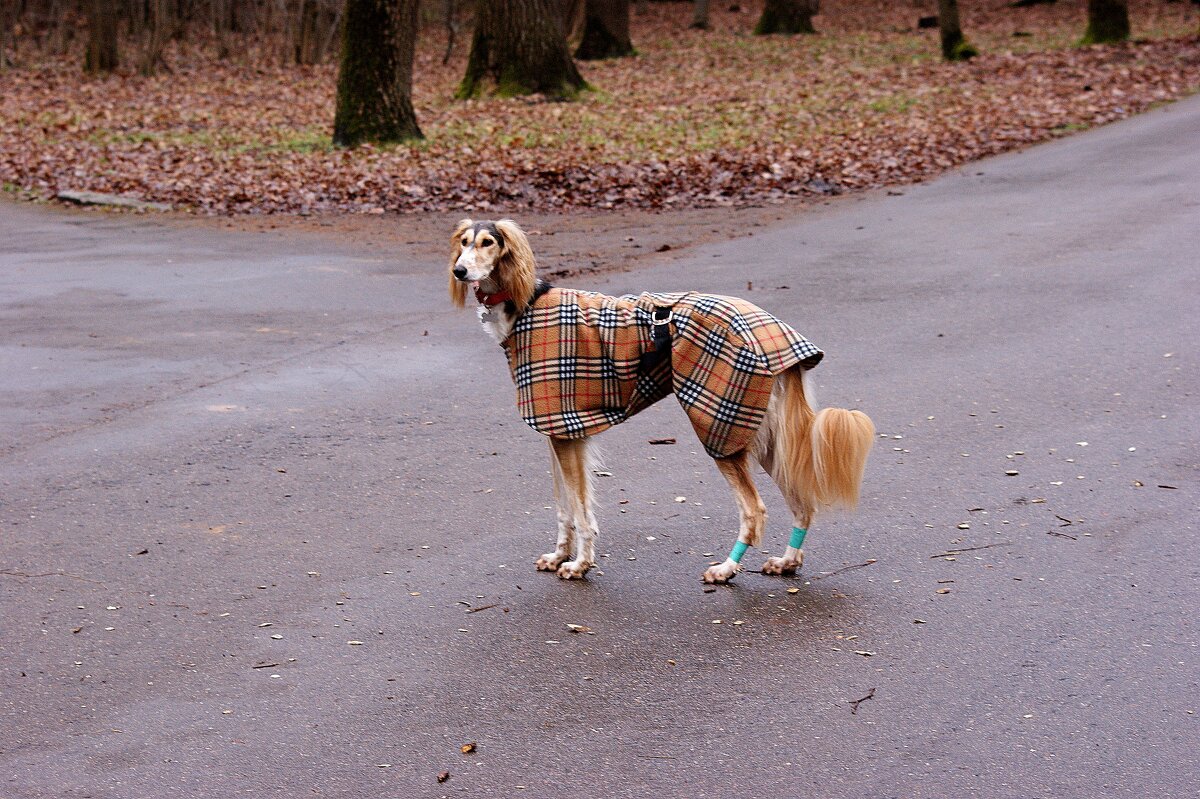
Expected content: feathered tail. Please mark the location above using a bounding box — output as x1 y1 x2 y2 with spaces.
764 367 875 511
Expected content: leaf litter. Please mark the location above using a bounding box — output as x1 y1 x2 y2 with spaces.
2 3 1198 217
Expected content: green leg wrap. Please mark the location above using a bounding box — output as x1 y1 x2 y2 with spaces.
730 540 749 563
789 527 808 549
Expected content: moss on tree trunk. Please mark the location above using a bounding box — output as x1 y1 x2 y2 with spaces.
333 0 422 146
937 0 978 61
575 0 633 60
754 0 818 35
458 0 589 98
1081 0 1130 44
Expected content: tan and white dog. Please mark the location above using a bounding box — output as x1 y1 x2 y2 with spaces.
450 219 875 584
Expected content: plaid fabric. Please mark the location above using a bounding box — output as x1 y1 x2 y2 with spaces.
502 287 823 458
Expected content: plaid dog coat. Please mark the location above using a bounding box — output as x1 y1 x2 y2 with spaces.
501 287 823 458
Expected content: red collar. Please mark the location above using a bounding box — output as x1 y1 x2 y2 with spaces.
475 287 513 307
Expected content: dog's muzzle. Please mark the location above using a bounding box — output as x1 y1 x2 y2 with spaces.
453 265 468 280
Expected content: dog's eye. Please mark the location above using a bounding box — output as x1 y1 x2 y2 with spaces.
461 238 468 246
480 239 494 248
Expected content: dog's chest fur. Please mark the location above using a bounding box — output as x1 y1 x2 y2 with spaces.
477 302 517 344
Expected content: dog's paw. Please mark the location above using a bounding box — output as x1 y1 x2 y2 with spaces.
536 552 568 571
702 561 739 584
761 554 802 576
556 560 590 580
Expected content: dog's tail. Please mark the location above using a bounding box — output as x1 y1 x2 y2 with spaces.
767 367 875 511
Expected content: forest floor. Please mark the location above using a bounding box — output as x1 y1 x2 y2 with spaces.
1 0 1199 229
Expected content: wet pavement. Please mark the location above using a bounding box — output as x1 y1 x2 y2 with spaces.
1 96 1198 798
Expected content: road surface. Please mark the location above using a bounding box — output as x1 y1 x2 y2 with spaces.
2 96 1198 798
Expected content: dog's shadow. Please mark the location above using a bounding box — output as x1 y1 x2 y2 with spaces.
496 563 862 654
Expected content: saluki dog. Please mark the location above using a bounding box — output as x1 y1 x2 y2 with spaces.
449 219 874 584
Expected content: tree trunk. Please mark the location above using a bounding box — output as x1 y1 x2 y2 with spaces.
85 0 120 73
457 0 588 99
937 0 977 61
575 0 632 60
1082 0 1129 44
690 0 711 30
333 0 422 146
292 0 337 64
139 0 172 76
0 1 10 69
754 0 817 35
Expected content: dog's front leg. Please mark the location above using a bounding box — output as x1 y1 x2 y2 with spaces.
537 439 575 571
547 437 595 580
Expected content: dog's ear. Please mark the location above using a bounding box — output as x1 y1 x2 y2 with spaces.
494 219 536 313
448 218 473 308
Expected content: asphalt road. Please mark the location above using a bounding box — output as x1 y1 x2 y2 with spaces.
2 96 1198 799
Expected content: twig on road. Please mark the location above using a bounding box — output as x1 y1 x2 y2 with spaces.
810 559 877 580
465 603 500 614
849 687 876 715
0 569 103 585
928 542 1012 559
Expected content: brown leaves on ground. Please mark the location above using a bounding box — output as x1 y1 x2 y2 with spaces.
1 1 1198 216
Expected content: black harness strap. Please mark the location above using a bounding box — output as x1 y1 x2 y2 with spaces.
639 306 673 373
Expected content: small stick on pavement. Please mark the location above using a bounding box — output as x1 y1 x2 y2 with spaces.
0 569 103 585
465 603 500 614
1047 530 1078 540
928 542 1012 559
811 559 877 580
849 687 876 715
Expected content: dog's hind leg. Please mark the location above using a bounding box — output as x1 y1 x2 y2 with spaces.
761 497 813 576
548 436 597 580
703 450 767 584
751 449 810 576
752 372 814 577
536 438 576 572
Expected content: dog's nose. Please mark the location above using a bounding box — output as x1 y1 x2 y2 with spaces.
453 265 468 280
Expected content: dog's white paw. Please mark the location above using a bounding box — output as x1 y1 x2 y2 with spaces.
536 552 568 571
702 561 739 584
761 553 802 576
556 560 590 580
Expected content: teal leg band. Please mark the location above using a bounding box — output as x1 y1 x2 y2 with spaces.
789 527 808 549
730 541 749 563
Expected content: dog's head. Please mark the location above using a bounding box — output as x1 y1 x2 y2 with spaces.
448 219 536 312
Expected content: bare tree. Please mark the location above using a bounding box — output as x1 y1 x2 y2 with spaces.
85 0 120 73
333 0 422 146
1082 0 1129 44
457 0 588 99
937 0 978 61
139 0 173 76
575 0 633 60
754 0 818 36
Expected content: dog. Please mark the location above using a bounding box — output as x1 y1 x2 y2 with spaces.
449 218 874 584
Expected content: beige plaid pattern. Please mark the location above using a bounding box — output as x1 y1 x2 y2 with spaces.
502 288 822 458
